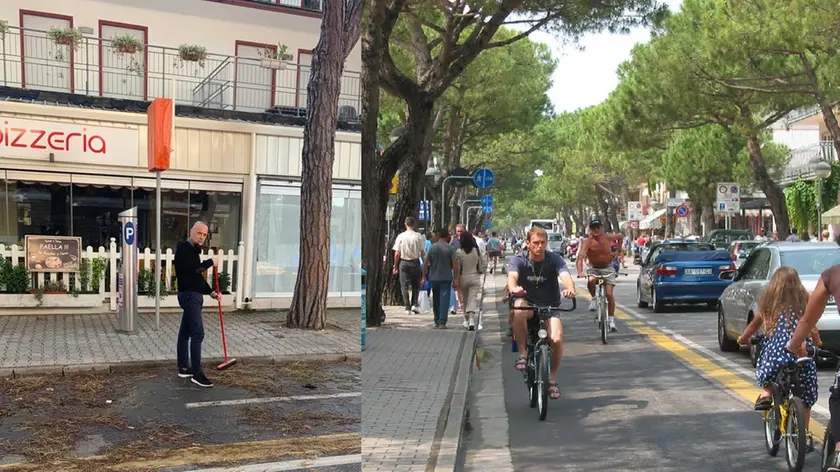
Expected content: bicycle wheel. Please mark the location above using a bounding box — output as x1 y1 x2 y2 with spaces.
785 396 807 472
527 350 537 408
599 296 608 345
764 397 781 456
823 422 835 472
537 343 550 421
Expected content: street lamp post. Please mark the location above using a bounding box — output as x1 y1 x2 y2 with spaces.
424 165 441 229
812 157 833 236
440 176 474 227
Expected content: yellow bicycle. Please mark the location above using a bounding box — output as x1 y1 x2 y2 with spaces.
751 336 814 472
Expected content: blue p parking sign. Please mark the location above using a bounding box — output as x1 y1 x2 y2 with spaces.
124 221 135 246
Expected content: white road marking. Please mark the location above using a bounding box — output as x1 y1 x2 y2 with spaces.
188 453 361 471
185 392 360 409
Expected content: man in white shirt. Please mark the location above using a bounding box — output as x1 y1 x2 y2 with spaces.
754 229 769 242
393 217 427 314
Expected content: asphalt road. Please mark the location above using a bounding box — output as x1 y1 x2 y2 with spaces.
0 360 361 471
469 265 831 471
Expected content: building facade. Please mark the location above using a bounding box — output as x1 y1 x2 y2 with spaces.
0 0 362 313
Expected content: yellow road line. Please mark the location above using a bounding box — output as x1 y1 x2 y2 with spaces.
573 281 827 439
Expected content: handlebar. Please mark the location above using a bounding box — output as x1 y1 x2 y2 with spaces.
750 335 840 361
509 298 577 312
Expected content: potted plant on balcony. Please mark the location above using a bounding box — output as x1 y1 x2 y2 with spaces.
111 34 142 54
176 44 207 69
259 43 293 70
47 27 83 62
109 34 145 76
0 20 9 41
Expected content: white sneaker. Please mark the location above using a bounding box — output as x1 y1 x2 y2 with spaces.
411 305 420 314
588 300 597 312
477 323 484 330
463 320 469 328
609 316 618 332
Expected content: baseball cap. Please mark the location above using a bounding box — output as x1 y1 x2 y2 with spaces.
588 219 602 228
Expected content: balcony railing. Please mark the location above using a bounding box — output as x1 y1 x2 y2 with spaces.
0 26 360 121
780 140 836 183
242 0 324 11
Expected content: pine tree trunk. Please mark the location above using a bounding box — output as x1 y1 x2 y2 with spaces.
287 0 356 329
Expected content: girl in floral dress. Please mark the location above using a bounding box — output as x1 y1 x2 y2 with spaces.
737 267 822 448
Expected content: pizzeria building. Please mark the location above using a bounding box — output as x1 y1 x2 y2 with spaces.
0 97 361 313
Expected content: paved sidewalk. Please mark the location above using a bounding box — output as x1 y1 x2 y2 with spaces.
362 280 494 471
0 309 359 375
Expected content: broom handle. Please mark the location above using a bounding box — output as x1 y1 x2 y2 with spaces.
213 265 229 360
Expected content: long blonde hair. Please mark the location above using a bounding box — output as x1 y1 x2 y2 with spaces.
758 267 809 336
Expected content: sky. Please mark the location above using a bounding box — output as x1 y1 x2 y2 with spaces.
525 0 683 113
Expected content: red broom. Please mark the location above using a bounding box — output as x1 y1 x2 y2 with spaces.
214 265 237 370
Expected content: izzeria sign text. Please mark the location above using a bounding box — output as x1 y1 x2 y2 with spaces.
0 116 140 167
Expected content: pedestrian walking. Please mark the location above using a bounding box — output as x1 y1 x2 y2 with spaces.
456 231 486 331
423 228 460 328
174 221 221 388
392 217 426 315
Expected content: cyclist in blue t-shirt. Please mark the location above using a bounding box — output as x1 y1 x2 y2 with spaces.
507 226 576 400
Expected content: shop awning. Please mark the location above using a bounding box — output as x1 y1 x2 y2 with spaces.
640 208 666 230
823 204 840 225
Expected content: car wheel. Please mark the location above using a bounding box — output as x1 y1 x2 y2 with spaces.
652 288 665 313
637 283 648 308
718 307 740 352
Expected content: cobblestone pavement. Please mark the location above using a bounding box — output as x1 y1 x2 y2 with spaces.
361 302 472 471
0 309 359 373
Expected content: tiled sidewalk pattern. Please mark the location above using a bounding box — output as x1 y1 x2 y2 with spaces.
361 307 467 471
0 309 359 370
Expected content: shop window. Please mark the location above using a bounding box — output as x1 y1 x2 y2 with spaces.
0 180 11 245
254 184 361 297
8 181 71 244
189 190 243 252
329 191 362 294
133 188 190 251
255 188 301 294
72 184 132 249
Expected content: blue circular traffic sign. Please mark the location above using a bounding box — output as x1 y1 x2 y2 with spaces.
675 204 690 218
123 221 135 246
472 168 495 189
481 195 494 206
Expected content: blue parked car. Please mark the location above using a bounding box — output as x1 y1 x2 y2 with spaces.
636 240 736 313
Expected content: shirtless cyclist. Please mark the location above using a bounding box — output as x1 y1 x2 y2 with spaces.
576 219 624 333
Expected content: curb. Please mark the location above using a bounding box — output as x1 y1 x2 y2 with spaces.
433 272 488 472
3 351 360 378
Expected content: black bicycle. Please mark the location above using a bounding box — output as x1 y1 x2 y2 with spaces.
512 297 577 421
751 335 829 472
817 348 840 472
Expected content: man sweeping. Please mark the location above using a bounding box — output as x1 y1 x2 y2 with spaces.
174 221 222 388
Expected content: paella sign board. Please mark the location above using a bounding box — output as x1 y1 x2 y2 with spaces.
25 235 82 272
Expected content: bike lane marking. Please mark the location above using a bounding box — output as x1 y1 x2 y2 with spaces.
573 284 829 441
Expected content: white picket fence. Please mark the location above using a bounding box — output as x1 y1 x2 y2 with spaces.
0 238 245 310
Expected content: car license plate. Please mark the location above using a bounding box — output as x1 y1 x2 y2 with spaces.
685 268 712 275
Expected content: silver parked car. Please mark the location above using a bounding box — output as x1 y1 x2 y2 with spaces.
717 241 840 366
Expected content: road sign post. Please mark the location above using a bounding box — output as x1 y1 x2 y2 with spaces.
716 182 740 230
472 168 495 189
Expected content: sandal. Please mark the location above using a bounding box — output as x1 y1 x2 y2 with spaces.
549 383 561 400
514 356 527 371
754 394 772 411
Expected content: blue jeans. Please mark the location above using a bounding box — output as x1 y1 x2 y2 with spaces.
431 281 452 325
177 292 205 373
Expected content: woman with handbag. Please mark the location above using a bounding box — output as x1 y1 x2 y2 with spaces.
456 231 487 330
